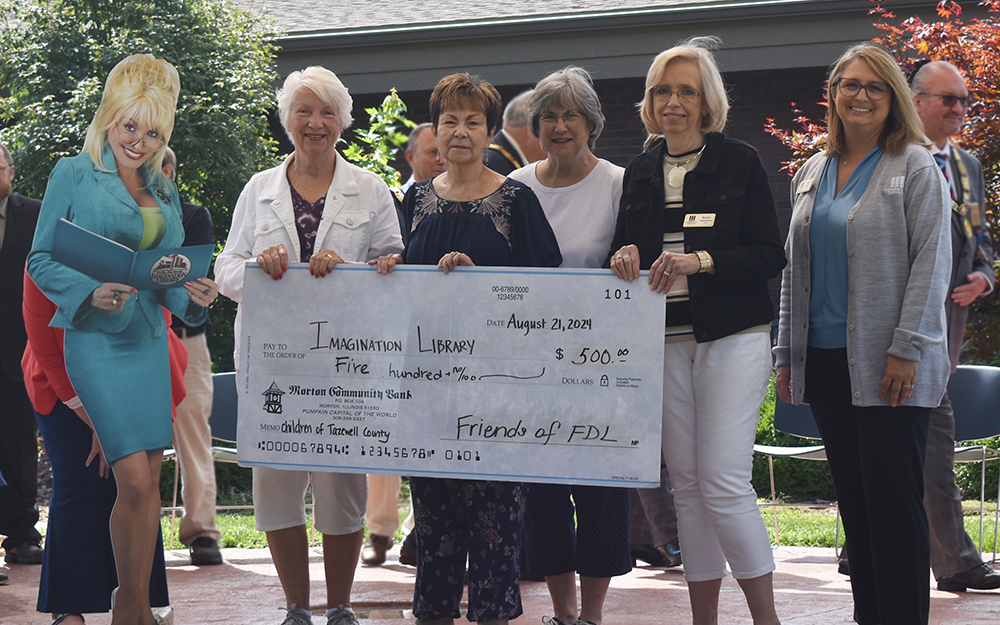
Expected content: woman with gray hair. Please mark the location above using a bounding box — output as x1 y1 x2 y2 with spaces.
608 37 785 624
215 66 403 625
509 66 629 625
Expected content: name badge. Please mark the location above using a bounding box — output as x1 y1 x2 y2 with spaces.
683 213 716 228
796 178 815 194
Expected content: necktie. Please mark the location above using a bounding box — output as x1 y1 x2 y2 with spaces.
934 151 956 201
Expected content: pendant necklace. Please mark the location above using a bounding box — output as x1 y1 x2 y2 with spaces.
666 144 706 189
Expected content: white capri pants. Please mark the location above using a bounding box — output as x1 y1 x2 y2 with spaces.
661 330 775 582
253 467 367 535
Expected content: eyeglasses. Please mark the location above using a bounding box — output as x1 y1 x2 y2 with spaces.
651 86 701 102
917 92 972 109
539 111 585 126
836 79 890 101
0 165 12 174
118 121 165 152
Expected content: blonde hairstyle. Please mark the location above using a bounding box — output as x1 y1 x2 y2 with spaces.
276 66 354 143
826 43 926 155
83 54 180 187
639 36 729 136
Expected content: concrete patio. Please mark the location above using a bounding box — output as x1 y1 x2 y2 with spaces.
1 545 998 624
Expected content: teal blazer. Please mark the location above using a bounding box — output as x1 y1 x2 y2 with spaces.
27 144 207 336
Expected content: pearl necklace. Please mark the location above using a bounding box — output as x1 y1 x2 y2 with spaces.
665 144 706 189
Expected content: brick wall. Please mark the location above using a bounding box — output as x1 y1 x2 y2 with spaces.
346 66 830 304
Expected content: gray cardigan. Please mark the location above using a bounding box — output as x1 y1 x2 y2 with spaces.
774 143 952 407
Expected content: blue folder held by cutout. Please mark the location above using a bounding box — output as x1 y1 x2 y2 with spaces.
51 218 214 291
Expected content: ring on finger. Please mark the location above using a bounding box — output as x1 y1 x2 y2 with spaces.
203 288 212 297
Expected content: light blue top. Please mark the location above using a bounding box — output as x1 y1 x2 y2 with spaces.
808 147 883 348
776 143 951 407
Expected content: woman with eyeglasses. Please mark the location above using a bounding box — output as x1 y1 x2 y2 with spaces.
507 66 629 625
774 43 951 625
28 54 218 625
607 37 785 624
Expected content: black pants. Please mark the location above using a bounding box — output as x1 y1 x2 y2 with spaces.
0 373 41 550
805 347 930 625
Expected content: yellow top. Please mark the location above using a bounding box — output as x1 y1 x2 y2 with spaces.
138 206 166 251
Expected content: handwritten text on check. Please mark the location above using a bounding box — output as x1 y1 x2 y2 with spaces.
237 265 665 487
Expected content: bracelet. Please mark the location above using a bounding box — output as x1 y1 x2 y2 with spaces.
696 250 713 273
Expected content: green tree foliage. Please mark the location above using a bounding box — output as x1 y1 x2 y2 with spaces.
0 0 281 371
342 89 416 187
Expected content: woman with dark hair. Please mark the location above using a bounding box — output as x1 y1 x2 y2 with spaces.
375 72 561 625
775 43 951 625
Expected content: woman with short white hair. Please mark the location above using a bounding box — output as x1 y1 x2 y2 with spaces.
215 66 403 625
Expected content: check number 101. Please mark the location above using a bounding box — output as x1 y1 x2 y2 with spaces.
604 288 631 300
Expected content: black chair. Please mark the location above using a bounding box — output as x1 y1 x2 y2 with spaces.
162 372 240 547
754 398 836 547
947 364 1000 561
208 371 238 461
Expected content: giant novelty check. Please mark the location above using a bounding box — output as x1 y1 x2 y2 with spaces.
237 264 665 486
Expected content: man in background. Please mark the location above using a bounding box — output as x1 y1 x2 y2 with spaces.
483 90 546 175
163 147 223 566
910 61 1000 592
0 141 43 567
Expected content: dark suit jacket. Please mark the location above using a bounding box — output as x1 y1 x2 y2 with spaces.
946 144 994 369
483 130 525 176
170 198 214 334
0 193 41 382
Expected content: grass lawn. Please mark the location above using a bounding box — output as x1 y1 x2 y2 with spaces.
160 501 999 552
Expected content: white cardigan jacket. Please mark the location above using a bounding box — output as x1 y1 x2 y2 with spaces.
215 152 404 365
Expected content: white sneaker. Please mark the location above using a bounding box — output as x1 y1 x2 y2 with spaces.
280 604 314 625
152 606 174 625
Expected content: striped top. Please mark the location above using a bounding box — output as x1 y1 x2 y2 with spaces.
662 149 702 338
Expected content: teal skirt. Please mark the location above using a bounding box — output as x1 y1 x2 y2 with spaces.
64 312 173 464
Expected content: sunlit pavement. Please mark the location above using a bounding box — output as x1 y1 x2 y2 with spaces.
1 546 997 624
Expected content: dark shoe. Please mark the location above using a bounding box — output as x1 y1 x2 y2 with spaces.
189 537 223 566
4 539 43 564
361 534 392 566
398 531 417 566
660 539 682 568
631 543 667 567
837 551 850 576
0 571 8 585
937 563 1000 592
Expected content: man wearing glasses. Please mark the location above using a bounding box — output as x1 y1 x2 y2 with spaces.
0 141 43 574
912 60 1000 592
